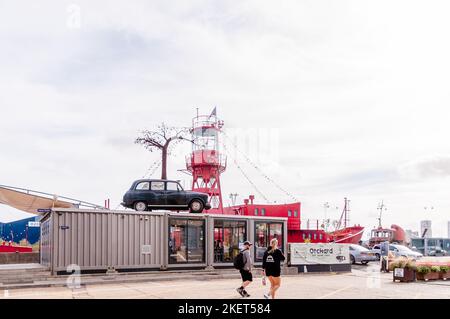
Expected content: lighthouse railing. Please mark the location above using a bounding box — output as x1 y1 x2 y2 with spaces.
192 115 220 128
186 152 227 169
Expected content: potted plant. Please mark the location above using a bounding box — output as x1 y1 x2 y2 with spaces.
393 259 416 283
439 266 450 280
417 265 440 281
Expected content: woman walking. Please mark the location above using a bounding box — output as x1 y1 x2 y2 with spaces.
262 238 285 299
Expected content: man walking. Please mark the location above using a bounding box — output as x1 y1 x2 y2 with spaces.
380 241 390 272
236 241 253 297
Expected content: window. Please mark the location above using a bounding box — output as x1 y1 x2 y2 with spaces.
302 233 306 240
151 181 165 191
313 234 317 240
135 182 150 190
261 209 266 216
214 220 247 263
319 234 323 240
169 218 205 264
254 222 284 262
166 182 180 191
427 239 437 247
192 128 218 151
288 210 292 217
294 211 298 218
254 208 259 216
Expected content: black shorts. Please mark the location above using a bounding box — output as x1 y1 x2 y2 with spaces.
240 269 253 282
265 270 281 278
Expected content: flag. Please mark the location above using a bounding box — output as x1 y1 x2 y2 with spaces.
209 106 217 118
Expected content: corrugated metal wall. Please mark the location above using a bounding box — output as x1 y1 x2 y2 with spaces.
47 210 166 273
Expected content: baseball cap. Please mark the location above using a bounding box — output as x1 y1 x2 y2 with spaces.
243 241 253 246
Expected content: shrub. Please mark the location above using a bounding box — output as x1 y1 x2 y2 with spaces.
404 260 416 270
390 261 399 269
392 258 416 270
440 266 450 273
430 266 441 273
416 265 431 274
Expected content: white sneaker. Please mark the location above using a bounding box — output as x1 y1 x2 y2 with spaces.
264 293 270 299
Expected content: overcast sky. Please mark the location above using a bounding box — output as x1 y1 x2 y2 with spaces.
1 0 450 238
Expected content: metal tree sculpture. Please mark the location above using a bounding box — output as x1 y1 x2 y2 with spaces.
135 123 190 180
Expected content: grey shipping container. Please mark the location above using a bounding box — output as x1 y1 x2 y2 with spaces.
41 208 288 275
41 209 167 274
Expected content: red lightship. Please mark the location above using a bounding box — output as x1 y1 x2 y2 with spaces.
185 108 364 245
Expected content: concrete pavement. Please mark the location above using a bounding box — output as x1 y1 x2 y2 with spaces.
1 263 449 299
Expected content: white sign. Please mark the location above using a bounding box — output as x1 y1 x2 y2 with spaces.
394 268 404 278
141 245 152 255
28 221 41 227
290 243 350 265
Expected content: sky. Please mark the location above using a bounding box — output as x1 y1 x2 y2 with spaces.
1 0 450 239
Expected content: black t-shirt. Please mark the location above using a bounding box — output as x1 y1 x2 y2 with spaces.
262 248 286 275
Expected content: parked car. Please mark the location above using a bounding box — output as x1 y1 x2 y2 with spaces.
389 244 423 260
349 244 378 265
428 247 448 256
122 179 211 213
370 244 382 260
371 244 422 260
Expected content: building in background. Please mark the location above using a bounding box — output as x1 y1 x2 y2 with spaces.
406 229 419 239
411 237 450 256
420 220 432 238
448 221 450 239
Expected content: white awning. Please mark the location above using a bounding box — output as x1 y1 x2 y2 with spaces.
0 186 75 215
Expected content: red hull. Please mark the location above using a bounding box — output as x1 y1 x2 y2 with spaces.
328 226 365 244
0 242 32 253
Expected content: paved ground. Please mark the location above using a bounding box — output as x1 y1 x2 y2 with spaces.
1 263 449 299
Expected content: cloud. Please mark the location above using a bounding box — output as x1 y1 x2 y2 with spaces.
1 1 450 236
399 155 450 180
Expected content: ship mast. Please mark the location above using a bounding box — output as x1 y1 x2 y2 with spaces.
377 200 387 228
335 197 350 230
343 197 350 228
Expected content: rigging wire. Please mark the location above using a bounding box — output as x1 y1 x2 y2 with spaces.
221 141 270 203
141 136 184 179
141 159 162 179
222 131 299 203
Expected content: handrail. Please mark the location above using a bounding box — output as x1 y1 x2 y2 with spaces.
0 184 105 209
186 153 227 167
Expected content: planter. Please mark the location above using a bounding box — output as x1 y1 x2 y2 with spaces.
393 268 416 283
417 271 440 281
440 272 450 280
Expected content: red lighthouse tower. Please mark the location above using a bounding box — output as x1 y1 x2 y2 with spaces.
186 108 227 213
